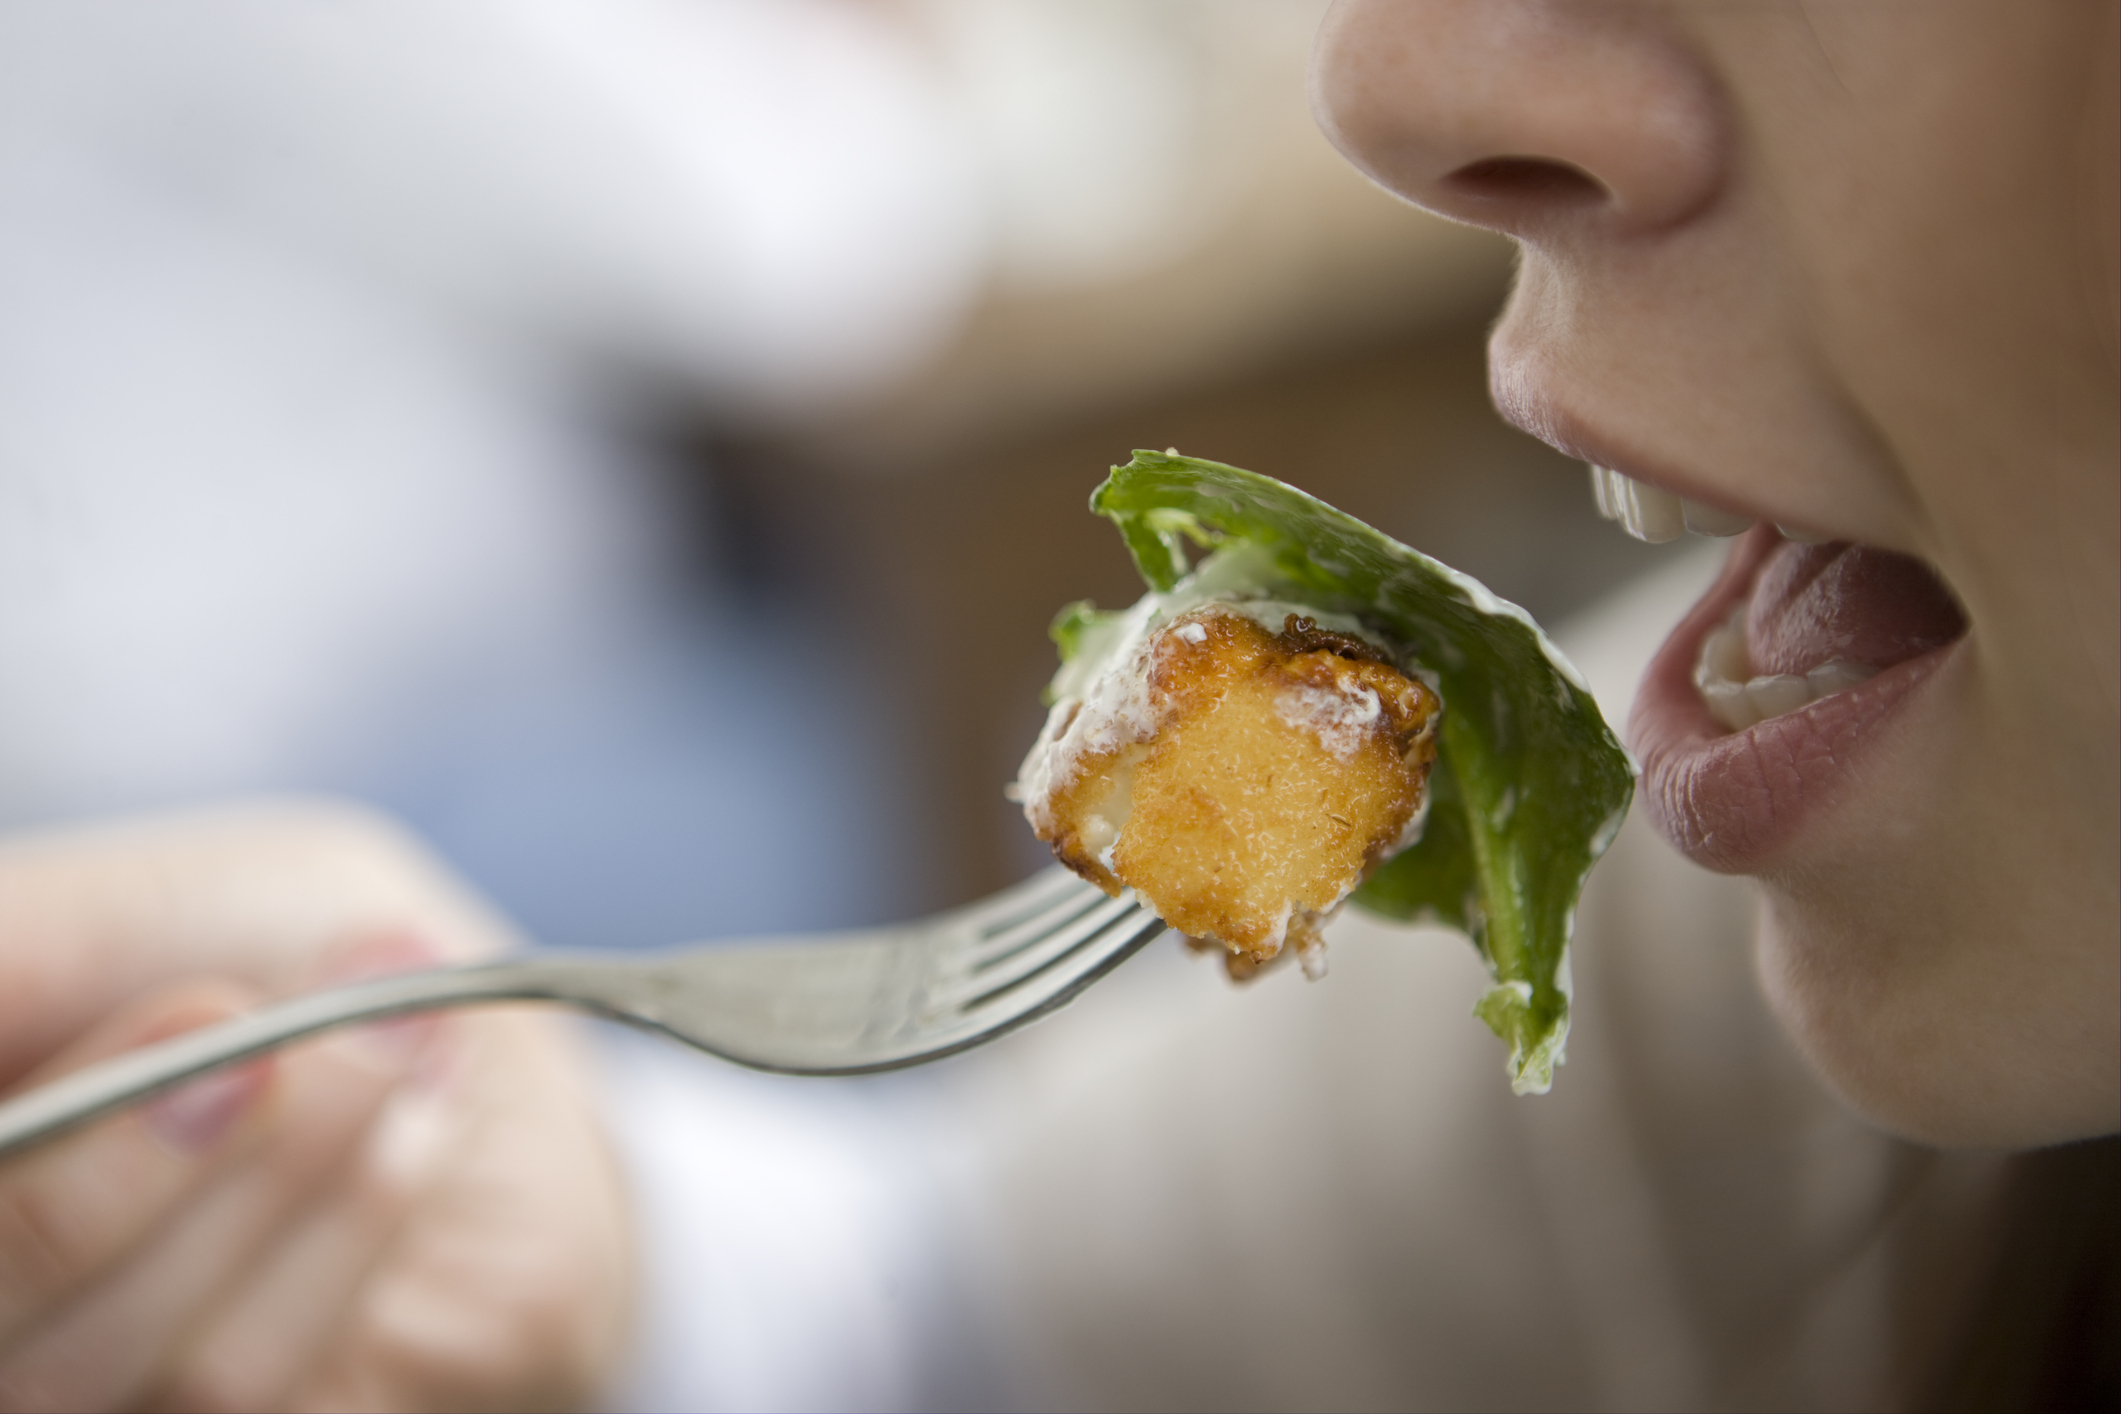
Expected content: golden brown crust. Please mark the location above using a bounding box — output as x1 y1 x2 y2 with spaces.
1030 606 1439 971
1270 612 1394 666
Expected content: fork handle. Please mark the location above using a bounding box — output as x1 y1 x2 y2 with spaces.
0 959 584 1161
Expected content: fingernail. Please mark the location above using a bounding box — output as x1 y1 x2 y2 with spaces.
143 1061 269 1154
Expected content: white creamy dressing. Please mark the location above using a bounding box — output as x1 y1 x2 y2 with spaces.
1412 550 1595 697
1014 543 1423 856
1274 676 1383 760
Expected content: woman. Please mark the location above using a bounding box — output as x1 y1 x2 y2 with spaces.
1310 0 2116 1401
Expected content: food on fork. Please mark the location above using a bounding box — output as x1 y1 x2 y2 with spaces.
1021 600 1439 982
1012 452 1634 1094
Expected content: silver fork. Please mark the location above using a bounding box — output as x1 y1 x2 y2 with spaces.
0 866 1162 1160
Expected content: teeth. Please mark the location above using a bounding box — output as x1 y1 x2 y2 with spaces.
1614 472 1685 542
1589 466 1755 542
1682 500 1753 537
1693 607 1878 732
1746 673 1814 718
1699 618 1749 682
1699 678 1760 729
1804 660 1875 696
1776 523 1834 545
1589 465 1683 542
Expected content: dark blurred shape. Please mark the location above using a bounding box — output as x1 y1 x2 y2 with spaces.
1900 1136 2119 1413
1448 155 1609 208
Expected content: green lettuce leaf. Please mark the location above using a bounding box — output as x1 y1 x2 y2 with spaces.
1084 450 1634 1094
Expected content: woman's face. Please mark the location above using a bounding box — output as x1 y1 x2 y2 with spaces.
1315 1 2119 1146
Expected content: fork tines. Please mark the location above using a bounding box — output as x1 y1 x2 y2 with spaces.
943 871 1164 1019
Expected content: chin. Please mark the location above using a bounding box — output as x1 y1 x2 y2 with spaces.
1754 868 2121 1151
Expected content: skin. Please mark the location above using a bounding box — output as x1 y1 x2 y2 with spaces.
0 804 633 1411
1313 1 2119 1146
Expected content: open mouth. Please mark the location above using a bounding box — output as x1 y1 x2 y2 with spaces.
1593 466 1970 873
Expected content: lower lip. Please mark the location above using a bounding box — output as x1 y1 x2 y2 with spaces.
1628 525 1960 873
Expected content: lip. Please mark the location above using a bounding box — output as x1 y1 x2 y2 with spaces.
1628 524 1962 873
1492 360 1764 524
1490 358 1852 539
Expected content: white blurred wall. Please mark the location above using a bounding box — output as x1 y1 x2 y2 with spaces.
0 0 1001 940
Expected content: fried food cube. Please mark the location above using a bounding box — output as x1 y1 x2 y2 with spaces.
1023 605 1439 975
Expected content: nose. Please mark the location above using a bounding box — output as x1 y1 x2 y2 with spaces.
1311 0 1726 240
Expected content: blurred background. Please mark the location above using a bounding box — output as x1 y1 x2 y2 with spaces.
0 0 1666 951
7 8 1915 1413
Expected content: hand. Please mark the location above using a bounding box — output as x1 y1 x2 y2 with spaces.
0 802 634 1411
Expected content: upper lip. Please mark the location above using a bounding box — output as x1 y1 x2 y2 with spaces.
1491 375 1844 539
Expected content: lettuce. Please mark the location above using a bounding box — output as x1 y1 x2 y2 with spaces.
1082 451 1634 1094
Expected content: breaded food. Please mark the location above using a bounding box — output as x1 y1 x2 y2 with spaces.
1039 450 1637 1093
1017 600 1438 977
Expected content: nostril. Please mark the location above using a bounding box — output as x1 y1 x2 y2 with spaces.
1444 156 1608 208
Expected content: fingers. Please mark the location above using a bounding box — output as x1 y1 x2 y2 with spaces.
0 1012 443 1412
158 1009 634 1414
0 982 270 1349
292 1012 634 1414
0 810 637 1411
145 1075 457 1413
0 803 521 1083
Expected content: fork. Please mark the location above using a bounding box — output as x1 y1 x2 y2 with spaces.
0 866 1162 1160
